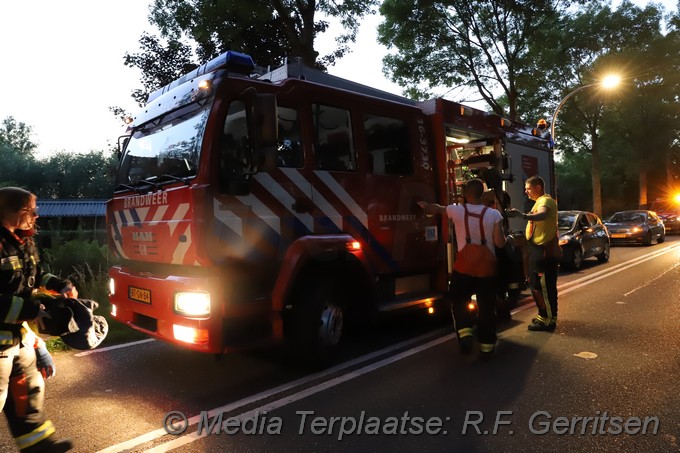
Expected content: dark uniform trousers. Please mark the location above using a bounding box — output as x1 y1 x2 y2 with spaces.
449 271 497 350
528 243 559 325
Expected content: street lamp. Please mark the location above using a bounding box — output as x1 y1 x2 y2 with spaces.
550 74 621 144
548 74 621 198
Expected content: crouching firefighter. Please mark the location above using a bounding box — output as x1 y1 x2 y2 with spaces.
0 186 74 452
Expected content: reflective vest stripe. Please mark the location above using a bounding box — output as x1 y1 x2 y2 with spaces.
0 256 22 271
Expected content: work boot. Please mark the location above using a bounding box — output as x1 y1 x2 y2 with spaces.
479 343 495 357
527 320 556 332
21 437 73 453
458 336 474 354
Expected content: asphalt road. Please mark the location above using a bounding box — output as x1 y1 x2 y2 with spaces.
1 237 679 452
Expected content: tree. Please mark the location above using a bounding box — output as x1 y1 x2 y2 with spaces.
0 116 39 188
124 0 378 105
377 0 586 121
36 151 117 199
544 1 668 216
0 116 37 159
123 33 194 106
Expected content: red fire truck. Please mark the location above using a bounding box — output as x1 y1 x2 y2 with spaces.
107 51 552 358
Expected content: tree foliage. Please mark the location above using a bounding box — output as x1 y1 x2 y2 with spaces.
123 0 378 105
0 117 38 188
552 1 679 212
123 33 194 106
0 117 37 159
0 116 116 199
36 151 117 199
377 0 586 121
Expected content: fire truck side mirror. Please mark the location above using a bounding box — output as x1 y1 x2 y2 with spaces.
254 93 278 172
116 135 130 160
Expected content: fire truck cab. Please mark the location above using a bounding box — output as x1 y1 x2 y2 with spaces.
107 51 552 358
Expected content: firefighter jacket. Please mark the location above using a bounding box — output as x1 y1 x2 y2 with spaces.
0 227 69 351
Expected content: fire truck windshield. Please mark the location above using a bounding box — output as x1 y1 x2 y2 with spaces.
118 101 212 185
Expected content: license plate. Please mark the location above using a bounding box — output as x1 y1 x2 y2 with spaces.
610 233 626 238
129 286 151 304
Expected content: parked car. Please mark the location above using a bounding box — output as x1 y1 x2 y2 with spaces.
557 210 611 270
657 212 680 234
604 210 665 246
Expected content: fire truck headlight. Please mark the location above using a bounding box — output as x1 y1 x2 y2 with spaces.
109 278 115 296
174 291 211 317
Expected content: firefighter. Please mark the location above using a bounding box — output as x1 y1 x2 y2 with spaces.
419 180 507 355
536 119 554 148
0 187 75 452
507 176 559 331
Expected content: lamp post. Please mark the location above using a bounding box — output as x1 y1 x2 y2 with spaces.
549 75 621 210
550 75 621 141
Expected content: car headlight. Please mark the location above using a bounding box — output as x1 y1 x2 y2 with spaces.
631 227 642 233
174 291 211 317
558 236 571 246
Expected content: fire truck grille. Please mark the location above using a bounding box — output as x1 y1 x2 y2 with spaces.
132 313 158 333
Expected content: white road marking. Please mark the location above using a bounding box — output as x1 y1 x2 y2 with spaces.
73 339 155 357
95 242 680 451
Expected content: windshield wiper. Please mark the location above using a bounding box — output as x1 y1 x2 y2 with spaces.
157 173 191 186
138 178 163 190
115 183 146 194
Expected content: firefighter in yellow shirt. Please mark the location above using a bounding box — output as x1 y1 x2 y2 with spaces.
507 175 559 331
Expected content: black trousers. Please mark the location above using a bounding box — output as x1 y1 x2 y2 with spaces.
449 271 498 347
528 243 559 324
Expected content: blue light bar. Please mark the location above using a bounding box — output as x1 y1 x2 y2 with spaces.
147 51 256 103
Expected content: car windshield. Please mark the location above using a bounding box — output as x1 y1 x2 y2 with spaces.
558 213 577 230
608 212 645 223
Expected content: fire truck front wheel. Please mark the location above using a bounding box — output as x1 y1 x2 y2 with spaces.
288 277 345 362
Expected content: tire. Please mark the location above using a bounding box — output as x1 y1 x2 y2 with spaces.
643 231 652 246
569 247 583 270
288 277 345 364
596 242 610 263
657 231 665 244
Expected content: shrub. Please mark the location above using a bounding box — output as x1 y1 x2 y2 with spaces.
41 239 109 284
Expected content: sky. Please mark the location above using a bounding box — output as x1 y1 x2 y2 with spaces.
0 0 676 159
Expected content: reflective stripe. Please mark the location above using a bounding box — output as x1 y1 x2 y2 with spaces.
539 274 554 324
4 296 23 323
457 327 474 338
0 256 22 271
15 420 56 449
479 343 495 353
0 331 14 345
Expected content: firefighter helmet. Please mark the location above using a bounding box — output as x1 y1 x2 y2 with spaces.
537 119 547 129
